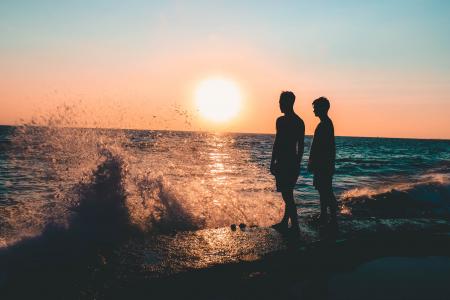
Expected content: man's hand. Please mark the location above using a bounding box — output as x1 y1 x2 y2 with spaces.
270 162 277 176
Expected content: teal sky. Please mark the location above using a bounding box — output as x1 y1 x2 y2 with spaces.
1 1 450 138
2 1 449 67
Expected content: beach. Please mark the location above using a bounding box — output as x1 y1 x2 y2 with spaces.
2 1 450 299
1 125 449 299
2 217 450 299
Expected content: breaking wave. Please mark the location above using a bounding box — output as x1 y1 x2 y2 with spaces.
0 106 283 248
340 172 450 218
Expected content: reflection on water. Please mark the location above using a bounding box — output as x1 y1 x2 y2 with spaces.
208 137 228 183
1 124 450 247
118 227 286 274
0 127 284 247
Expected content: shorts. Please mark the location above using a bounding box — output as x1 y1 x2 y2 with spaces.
275 167 299 192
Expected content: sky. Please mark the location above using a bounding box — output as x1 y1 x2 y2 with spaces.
1 0 449 139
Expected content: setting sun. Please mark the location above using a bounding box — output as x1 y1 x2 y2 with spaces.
195 78 242 122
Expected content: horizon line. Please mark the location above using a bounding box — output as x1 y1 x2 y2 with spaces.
1 123 449 141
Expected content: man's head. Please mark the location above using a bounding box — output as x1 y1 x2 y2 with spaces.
279 91 295 113
312 97 330 117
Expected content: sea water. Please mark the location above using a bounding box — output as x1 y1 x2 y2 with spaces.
0 124 449 248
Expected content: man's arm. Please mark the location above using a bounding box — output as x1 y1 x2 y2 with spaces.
297 120 305 168
325 120 336 173
270 118 282 175
308 125 318 173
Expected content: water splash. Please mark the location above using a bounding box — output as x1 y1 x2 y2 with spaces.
1 105 283 247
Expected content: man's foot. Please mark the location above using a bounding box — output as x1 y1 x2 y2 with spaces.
271 222 288 232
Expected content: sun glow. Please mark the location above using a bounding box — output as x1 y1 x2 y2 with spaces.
195 78 241 122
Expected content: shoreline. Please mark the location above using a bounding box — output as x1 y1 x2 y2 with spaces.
127 233 450 300
1 217 449 299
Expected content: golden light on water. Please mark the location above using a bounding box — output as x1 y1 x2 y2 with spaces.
195 78 241 123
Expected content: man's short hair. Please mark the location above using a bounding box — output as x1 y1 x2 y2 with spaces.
280 91 295 106
312 97 330 111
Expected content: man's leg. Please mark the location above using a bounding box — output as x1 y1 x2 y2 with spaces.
280 202 289 225
318 188 328 224
323 175 337 223
320 184 338 226
327 187 338 223
272 174 289 230
282 189 299 233
271 193 289 230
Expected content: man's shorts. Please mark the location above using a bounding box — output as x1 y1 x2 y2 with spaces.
275 167 299 192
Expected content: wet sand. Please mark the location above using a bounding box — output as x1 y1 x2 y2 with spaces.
1 217 450 299
328 256 450 300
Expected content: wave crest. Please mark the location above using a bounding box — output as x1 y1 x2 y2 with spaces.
341 173 450 218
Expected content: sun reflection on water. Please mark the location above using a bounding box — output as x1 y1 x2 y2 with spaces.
207 135 233 184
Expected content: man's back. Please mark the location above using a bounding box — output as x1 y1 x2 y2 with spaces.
275 113 305 165
309 117 335 174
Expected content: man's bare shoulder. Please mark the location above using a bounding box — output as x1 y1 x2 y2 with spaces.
293 114 305 129
276 116 286 127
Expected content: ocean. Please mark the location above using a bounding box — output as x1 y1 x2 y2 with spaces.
1 124 450 298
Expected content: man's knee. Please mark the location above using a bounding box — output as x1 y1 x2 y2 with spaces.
281 189 293 199
319 187 335 203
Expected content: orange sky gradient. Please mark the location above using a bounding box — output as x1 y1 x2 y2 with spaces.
1 1 449 139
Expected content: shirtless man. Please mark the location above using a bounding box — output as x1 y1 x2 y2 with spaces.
270 91 305 234
308 97 337 226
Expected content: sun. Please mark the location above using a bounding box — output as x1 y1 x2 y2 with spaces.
195 78 242 122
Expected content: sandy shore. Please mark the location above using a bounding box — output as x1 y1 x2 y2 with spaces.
1 217 450 299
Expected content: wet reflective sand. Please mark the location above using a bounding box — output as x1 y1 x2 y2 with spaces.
1 217 449 299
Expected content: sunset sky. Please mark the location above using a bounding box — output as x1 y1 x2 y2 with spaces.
1 1 449 139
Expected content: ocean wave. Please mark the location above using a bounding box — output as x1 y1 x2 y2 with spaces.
70 147 203 234
340 173 450 218
0 122 284 248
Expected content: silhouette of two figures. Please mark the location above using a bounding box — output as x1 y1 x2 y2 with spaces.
271 93 337 235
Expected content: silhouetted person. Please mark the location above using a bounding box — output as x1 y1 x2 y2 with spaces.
308 97 337 226
270 91 305 235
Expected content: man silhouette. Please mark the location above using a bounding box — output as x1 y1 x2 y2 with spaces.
270 91 305 234
308 97 337 226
